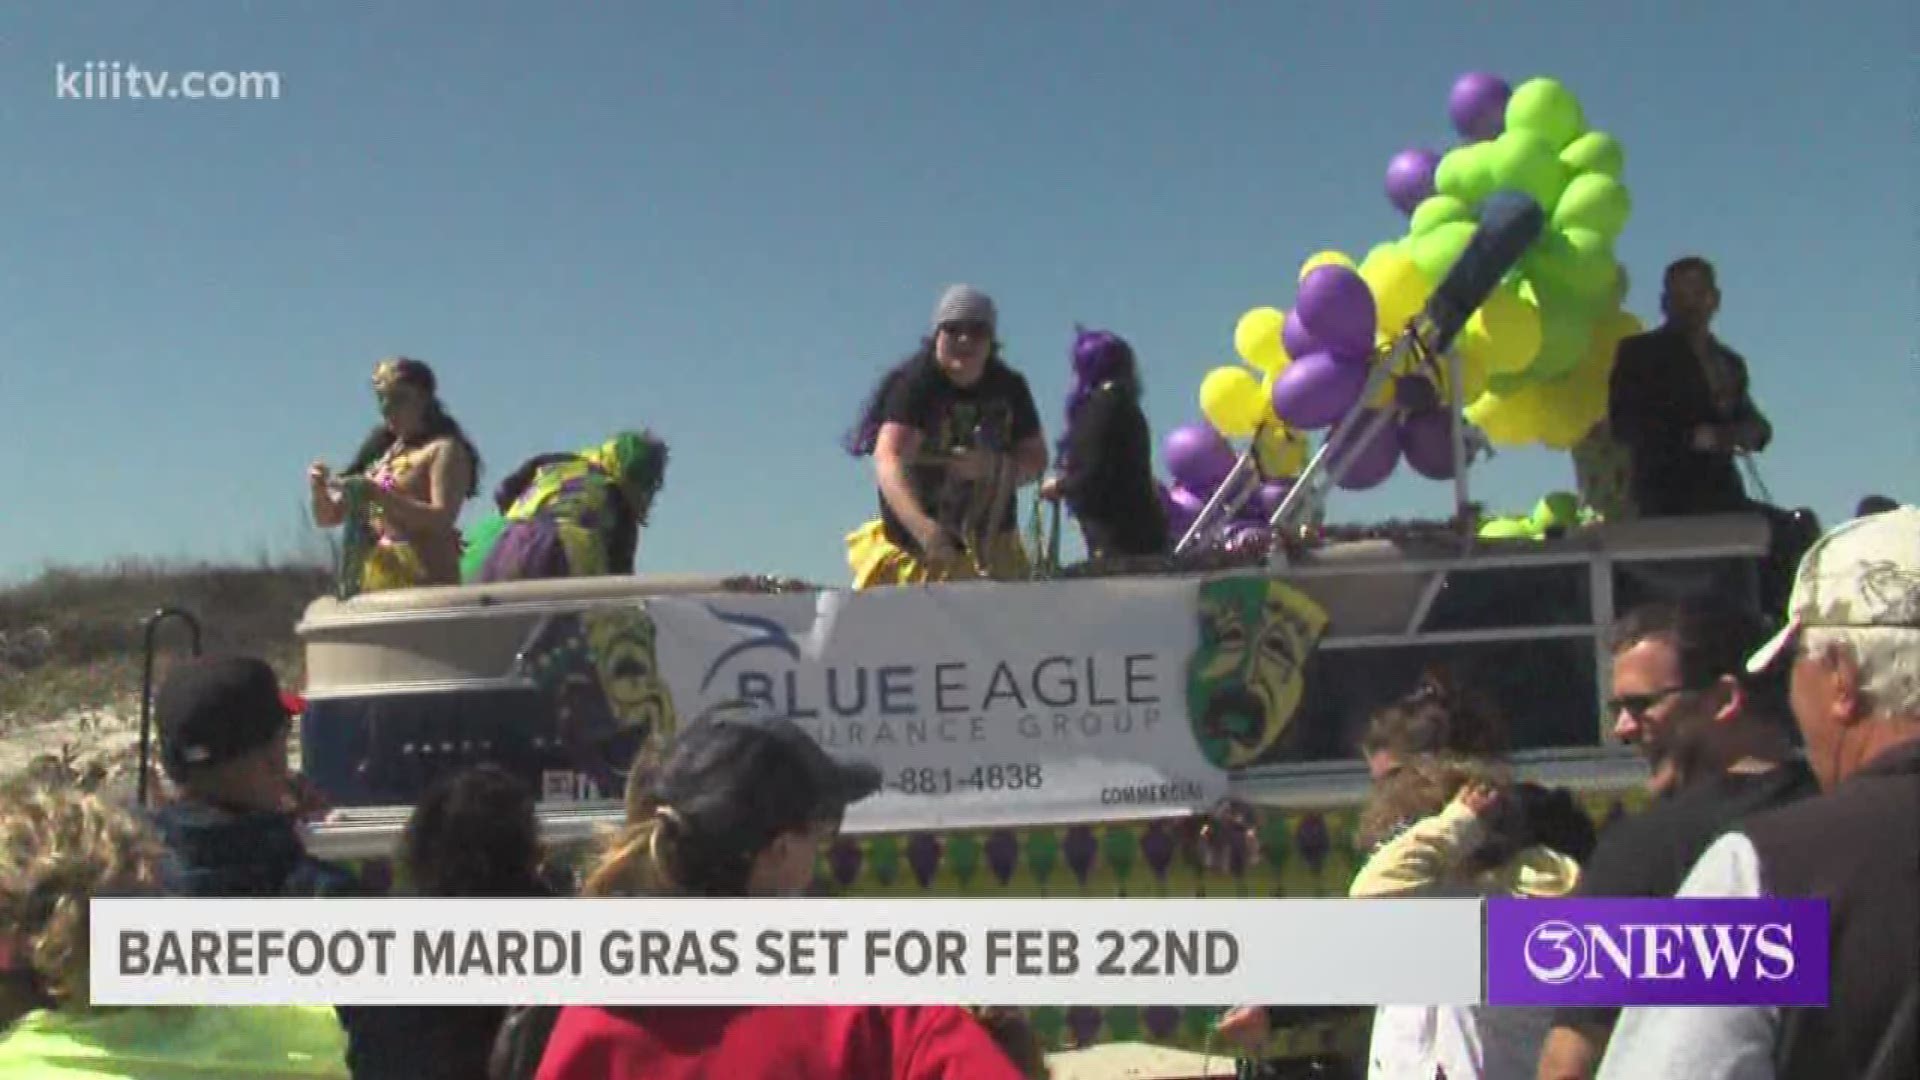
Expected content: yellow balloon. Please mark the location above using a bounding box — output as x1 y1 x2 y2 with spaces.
1466 384 1548 448
1461 287 1543 374
1358 246 1432 334
1534 375 1599 449
1455 348 1492 403
1200 365 1271 438
1299 249 1356 282
1253 422 1308 478
1234 306 1289 374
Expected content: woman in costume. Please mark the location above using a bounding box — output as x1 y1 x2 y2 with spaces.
843 284 1049 589
464 428 669 582
1037 327 1168 561
308 357 482 594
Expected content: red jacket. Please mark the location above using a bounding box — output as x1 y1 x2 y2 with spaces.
534 1005 1028 1080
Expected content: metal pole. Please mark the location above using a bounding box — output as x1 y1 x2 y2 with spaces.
1446 346 1474 553
138 607 203 807
1174 452 1258 555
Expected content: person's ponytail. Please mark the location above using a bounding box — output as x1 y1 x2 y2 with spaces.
581 817 669 898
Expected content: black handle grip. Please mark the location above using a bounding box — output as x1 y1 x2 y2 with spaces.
1420 189 1547 353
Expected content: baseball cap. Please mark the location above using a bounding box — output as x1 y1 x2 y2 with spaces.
1747 505 1920 675
155 656 297 780
652 713 882 834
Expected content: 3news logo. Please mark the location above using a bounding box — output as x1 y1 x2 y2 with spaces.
1485 898 1830 1007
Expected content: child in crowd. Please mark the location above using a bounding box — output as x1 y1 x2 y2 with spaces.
343 766 561 1080
147 656 361 900
0 783 350 1077
1351 755 1590 1080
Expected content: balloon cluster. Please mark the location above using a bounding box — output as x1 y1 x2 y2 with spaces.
1157 71 1646 551
1387 72 1645 449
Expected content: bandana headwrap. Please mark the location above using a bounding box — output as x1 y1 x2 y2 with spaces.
579 429 669 520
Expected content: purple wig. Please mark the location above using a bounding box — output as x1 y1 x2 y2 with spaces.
1057 327 1141 465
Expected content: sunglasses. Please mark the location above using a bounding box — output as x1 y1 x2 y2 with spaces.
939 321 992 341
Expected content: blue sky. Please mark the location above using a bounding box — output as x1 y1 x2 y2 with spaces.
2 2 1912 586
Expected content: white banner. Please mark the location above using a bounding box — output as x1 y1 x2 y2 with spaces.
629 574 1328 832
89 897 1481 1007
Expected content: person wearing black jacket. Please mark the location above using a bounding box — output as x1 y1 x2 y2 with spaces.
1038 327 1168 560
1607 257 1772 518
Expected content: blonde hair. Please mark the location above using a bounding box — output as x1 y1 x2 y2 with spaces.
581 806 677 898
0 784 170 1008
1356 753 1509 853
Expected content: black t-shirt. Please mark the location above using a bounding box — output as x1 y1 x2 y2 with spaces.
1553 759 1820 1030
876 357 1041 555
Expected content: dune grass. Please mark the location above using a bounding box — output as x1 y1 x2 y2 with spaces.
0 558 334 787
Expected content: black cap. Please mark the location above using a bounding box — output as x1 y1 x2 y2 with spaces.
654 714 882 833
155 657 295 780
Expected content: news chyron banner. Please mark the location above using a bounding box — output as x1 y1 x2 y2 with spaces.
531 573 1330 833
90 898 1830 1009
91 899 1477 1007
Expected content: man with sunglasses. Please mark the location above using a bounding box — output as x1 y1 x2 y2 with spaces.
1536 600 1817 1080
1595 505 1920 1080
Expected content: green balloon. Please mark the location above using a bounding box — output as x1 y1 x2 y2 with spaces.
1528 295 1597 379
1478 516 1534 540
1412 221 1476 282
1559 131 1625 178
1522 233 1605 308
1535 491 1581 528
1487 130 1572 213
1562 227 1619 295
1434 143 1495 205
1552 173 1632 240
1505 77 1586 151
1410 194 1472 237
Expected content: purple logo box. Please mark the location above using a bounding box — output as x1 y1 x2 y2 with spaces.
1485 897 1829 1007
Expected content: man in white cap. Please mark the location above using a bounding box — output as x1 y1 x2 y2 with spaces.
1596 505 1920 1080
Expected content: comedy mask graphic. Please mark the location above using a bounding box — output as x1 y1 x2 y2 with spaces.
517 605 680 791
1185 576 1329 768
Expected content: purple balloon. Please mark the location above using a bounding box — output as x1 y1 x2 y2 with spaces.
1282 307 1319 362
1398 408 1458 480
1270 351 1368 430
1327 410 1401 490
1253 479 1293 518
1163 423 1236 494
1166 481 1206 515
1385 148 1441 214
1235 488 1269 523
1296 266 1378 360
1395 375 1441 412
1449 72 1511 142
